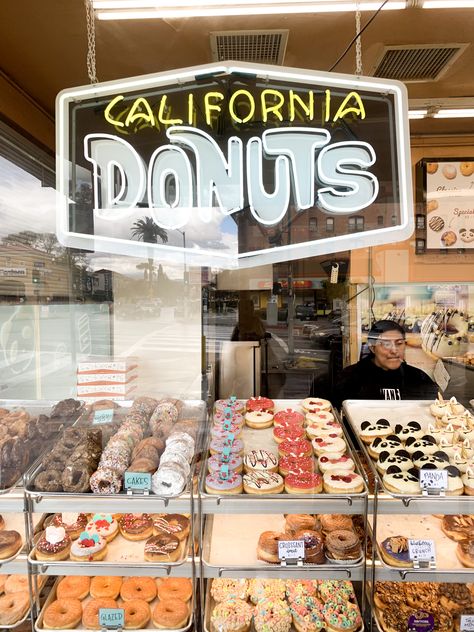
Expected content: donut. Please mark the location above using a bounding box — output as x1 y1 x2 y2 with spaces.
207 454 243 475
285 472 322 494
214 398 245 414
319 514 354 534
273 425 305 444
323 470 364 494
119 514 153 541
256 530 284 563
278 438 312 459
293 528 325 564
301 397 331 413
273 409 305 427
210 438 244 456
210 598 253 632
123 599 151 629
382 466 420 494
70 532 108 562
89 467 122 495
4 575 29 594
52 513 89 540
368 435 403 460
318 580 355 602
35 469 64 492
290 594 324 630
144 533 181 562
151 465 187 497
319 454 355 473
90 576 122 599
211 425 243 441
210 579 248 603
82 597 117 629
442 164 457 180
380 536 411 568
0 530 22 560
306 422 343 440
35 526 71 561
61 465 91 493
120 577 156 602
205 471 243 495
325 529 362 562
246 396 274 412
153 514 190 541
244 411 274 429
359 419 393 443
306 410 335 424
311 436 346 457
57 576 91 600
285 579 318 600
284 514 320 536
213 410 244 428
278 455 315 477
85 514 119 542
242 471 284 494
254 597 291 632
322 598 362 632
43 597 83 629
152 597 189 629
243 450 279 473
248 579 286 604
157 577 193 602
0 591 30 625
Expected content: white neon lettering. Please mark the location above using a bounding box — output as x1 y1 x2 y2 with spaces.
317 141 379 213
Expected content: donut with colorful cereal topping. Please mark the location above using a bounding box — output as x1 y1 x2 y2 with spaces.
254 597 291 632
290 594 325 632
322 598 362 632
210 598 253 632
210 579 248 603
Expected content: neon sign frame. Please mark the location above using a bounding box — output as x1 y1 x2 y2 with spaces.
56 61 414 269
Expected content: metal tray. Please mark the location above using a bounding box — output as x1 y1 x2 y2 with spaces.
35 576 193 631
0 399 82 495
200 399 368 514
203 578 365 632
201 513 365 580
342 399 474 509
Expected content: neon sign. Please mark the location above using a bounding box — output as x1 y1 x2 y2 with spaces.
56 61 414 268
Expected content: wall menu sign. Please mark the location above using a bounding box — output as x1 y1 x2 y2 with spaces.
56 61 413 268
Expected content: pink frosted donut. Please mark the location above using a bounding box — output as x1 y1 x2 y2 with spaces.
246 396 274 412
273 409 305 427
273 425 305 444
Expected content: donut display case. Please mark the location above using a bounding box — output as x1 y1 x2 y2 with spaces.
34 576 194 631
0 576 47 630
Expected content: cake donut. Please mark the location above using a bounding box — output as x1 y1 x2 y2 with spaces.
301 398 331 413
245 410 274 429
243 470 284 494
243 449 279 473
246 396 274 412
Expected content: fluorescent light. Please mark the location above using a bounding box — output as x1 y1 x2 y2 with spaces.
422 1 474 8
408 109 428 119
94 0 406 19
433 108 474 118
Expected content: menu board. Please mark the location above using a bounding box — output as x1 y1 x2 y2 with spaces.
426 160 474 249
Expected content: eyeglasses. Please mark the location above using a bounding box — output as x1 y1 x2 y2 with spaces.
375 338 406 350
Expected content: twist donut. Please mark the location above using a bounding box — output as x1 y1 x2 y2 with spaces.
43 597 83 629
120 577 156 602
152 598 189 629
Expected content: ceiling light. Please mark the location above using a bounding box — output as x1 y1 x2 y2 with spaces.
408 109 428 119
422 1 474 8
433 108 474 118
93 0 406 19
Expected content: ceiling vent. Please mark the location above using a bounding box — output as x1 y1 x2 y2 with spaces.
210 30 288 65
372 43 468 82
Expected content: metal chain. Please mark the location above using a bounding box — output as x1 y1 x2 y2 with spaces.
355 1 363 76
84 0 98 84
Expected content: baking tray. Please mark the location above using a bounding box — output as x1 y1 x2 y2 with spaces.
342 399 474 505
0 400 82 495
201 514 364 579
201 399 368 512
203 578 364 632
35 576 193 631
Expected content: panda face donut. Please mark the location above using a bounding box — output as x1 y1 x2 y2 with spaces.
412 450 450 469
383 466 421 495
394 421 423 441
359 419 393 443
368 435 403 459
376 449 413 474
404 435 438 455
459 227 474 243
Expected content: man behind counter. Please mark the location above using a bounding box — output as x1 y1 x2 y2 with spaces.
332 319 439 409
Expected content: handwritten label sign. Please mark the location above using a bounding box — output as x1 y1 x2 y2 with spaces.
99 608 124 629
408 612 434 632
278 540 305 562
419 469 448 491
460 615 474 632
93 409 114 425
408 539 436 563
124 472 152 491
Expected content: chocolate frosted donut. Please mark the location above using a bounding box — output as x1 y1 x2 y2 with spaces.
144 533 180 562
35 469 64 492
325 529 361 561
153 514 190 540
61 465 91 493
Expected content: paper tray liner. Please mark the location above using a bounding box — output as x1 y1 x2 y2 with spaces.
204 399 367 498
35 577 193 631
203 579 364 632
203 514 363 569
30 532 188 567
371 514 471 570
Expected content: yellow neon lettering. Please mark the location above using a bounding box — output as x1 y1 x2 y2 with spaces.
229 90 255 124
289 90 314 122
188 93 194 125
333 91 366 122
204 92 224 126
125 97 155 127
261 89 284 122
104 95 125 128
157 95 183 125
325 90 331 123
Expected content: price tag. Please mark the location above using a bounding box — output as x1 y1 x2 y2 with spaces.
93 409 114 425
99 608 124 629
419 469 447 493
408 539 436 567
278 540 305 565
124 471 152 492
460 615 474 632
408 612 434 632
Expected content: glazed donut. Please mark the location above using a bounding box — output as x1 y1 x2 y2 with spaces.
0 530 22 559
122 599 151 629
153 514 190 541
43 597 83 629
0 591 30 625
90 576 122 599
152 597 189 629
35 469 64 492
157 577 193 602
4 575 28 594
57 576 91 600
82 597 117 629
120 577 156 602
